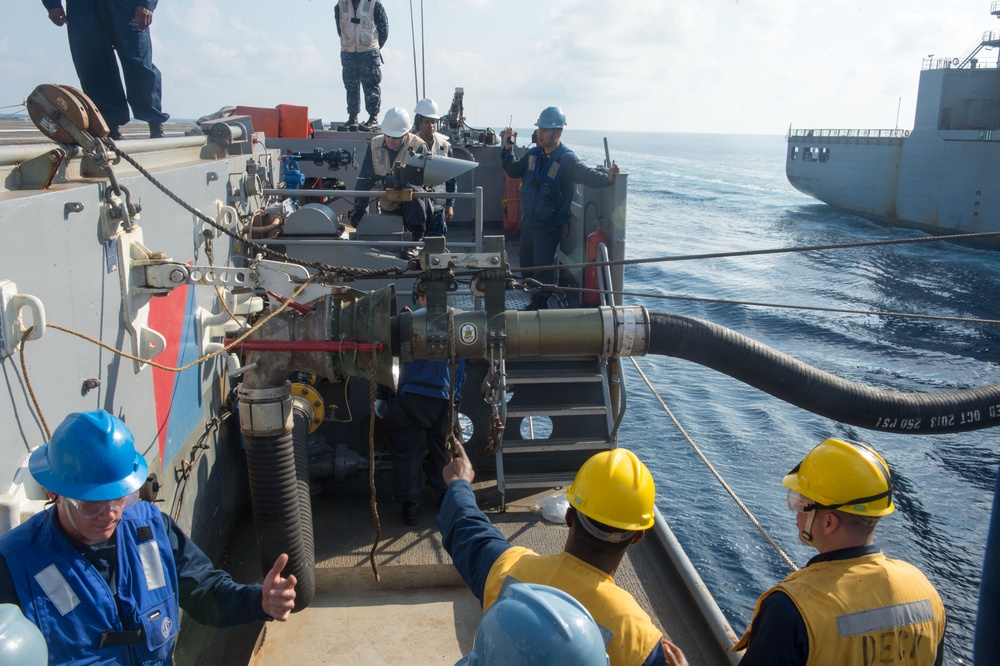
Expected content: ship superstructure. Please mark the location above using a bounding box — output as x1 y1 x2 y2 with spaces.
786 3 1000 246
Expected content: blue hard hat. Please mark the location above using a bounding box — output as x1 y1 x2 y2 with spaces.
534 106 567 129
0 605 48 665
29 410 148 501
455 583 609 666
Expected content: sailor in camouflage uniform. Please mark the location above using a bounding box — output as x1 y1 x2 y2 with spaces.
335 0 388 132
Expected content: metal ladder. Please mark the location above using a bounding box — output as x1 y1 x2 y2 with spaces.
495 355 617 499
494 243 624 503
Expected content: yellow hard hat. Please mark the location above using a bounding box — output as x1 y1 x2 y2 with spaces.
566 448 655 531
783 438 895 517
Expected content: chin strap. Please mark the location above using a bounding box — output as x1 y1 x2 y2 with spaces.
800 509 818 543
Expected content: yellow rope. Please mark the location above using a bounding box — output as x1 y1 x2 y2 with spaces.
45 278 314 373
19 327 50 440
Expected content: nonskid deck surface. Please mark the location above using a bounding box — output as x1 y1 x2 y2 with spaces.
176 473 717 666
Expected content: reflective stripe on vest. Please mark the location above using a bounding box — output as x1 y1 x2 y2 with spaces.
736 551 946 665
34 563 80 616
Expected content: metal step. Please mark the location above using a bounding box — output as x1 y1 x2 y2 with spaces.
501 439 610 454
505 404 608 418
504 368 603 385
501 471 577 491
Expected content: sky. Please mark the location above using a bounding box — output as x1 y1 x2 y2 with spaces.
2 0 996 135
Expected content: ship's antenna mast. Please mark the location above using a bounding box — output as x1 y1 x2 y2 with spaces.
421 0 426 99
409 0 419 103
895 96 901 130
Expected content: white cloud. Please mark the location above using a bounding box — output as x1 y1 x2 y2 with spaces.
2 0 995 133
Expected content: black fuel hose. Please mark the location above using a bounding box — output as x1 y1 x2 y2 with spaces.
647 311 1000 434
244 410 317 611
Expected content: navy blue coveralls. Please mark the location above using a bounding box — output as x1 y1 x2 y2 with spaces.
501 143 613 305
42 0 169 127
385 329 466 504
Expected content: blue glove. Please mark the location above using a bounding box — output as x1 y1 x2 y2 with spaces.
374 399 387 419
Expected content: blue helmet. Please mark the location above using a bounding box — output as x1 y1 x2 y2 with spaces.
29 410 148 501
534 106 567 129
0 604 48 665
456 583 609 666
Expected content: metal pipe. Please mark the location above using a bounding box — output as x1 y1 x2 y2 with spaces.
226 339 383 353
262 188 480 199
252 238 479 249
650 506 741 664
975 462 1000 662
0 135 205 166
398 306 651 362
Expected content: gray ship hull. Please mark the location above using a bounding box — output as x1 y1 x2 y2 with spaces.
787 65 1000 247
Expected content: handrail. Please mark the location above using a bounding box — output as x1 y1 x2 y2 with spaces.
788 128 908 139
257 187 486 253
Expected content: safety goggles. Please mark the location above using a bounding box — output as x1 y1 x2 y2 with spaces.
64 491 139 519
786 490 817 513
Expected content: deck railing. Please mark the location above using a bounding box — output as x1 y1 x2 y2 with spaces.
922 30 1000 71
788 128 908 139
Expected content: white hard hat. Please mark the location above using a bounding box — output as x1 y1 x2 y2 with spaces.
414 98 440 120
382 107 412 138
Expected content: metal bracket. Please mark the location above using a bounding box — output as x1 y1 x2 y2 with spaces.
15 148 66 190
424 251 505 271
116 228 171 372
0 281 46 359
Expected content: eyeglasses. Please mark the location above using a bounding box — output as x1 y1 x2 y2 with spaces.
787 490 817 513
64 491 139 519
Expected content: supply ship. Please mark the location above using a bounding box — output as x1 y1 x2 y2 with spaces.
786 2 1000 247
2 81 999 665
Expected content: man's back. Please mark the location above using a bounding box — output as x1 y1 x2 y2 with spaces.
483 547 662 666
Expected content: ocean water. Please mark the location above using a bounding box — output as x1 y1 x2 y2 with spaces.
565 129 1000 664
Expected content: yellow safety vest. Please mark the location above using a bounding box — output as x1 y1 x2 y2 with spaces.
735 551 945 665
484 547 662 666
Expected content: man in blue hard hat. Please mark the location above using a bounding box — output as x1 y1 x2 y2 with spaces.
501 107 620 311
0 410 297 664
456 582 610 666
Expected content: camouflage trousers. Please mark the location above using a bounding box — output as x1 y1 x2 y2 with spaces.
341 50 382 118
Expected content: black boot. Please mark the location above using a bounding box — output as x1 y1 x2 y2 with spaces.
148 122 164 139
337 115 359 132
108 125 124 141
358 115 380 132
402 500 420 526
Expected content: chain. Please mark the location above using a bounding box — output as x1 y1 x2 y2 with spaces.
367 349 382 582
445 307 460 458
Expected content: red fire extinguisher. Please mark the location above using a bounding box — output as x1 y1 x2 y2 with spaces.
583 225 610 306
